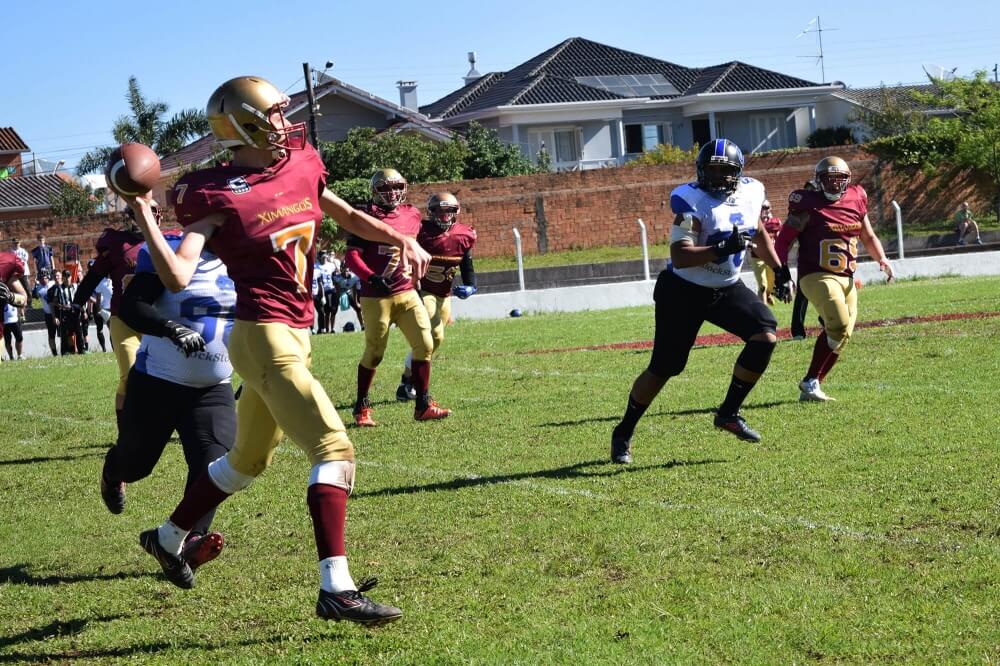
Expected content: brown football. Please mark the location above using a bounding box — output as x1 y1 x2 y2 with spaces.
104 143 160 197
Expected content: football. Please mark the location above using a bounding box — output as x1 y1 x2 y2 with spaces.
104 143 160 197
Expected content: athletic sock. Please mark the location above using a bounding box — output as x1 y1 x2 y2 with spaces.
719 377 755 417
319 556 356 593
817 349 841 382
169 472 231 534
805 334 834 380
411 360 430 398
614 395 649 439
157 520 189 557
356 365 376 409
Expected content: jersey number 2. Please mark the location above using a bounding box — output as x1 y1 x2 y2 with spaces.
270 222 315 293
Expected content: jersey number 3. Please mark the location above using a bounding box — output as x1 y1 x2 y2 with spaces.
270 222 315 293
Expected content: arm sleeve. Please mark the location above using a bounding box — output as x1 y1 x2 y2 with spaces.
344 246 374 282
72 268 103 307
459 248 476 288
118 271 172 337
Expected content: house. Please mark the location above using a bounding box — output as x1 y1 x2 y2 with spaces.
0 173 75 221
816 83 955 140
0 127 30 180
420 37 846 171
153 74 454 202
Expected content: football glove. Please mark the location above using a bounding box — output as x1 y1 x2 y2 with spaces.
713 224 755 258
0 281 12 306
367 275 392 297
164 320 206 357
452 285 478 299
773 265 794 303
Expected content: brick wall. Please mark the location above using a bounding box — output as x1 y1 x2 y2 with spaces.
2 146 992 260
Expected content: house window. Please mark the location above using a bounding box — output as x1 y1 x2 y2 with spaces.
749 114 786 152
625 123 672 153
528 127 581 165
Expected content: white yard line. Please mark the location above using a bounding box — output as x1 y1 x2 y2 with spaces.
359 460 965 552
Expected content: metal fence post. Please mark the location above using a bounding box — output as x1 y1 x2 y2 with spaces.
512 227 526 291
637 218 650 281
891 200 905 260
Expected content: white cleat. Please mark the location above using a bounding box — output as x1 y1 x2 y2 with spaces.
799 378 836 402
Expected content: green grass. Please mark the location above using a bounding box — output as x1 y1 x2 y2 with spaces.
2 276 1000 663
475 243 670 273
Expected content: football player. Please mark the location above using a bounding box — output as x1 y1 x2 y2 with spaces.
73 207 153 428
775 156 894 402
130 76 428 625
610 139 794 464
396 193 477 401
751 200 782 305
101 232 236 572
0 250 29 312
346 170 450 426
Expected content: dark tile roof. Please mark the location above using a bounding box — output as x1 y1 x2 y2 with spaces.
0 174 66 210
159 135 222 173
0 127 30 154
834 84 951 112
421 37 824 120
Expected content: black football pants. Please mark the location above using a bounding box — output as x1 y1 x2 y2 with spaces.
103 368 236 536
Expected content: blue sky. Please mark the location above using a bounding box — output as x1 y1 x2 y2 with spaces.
4 0 998 172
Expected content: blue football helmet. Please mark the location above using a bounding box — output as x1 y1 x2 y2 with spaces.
696 139 744 197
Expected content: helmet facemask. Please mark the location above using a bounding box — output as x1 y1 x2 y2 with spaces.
699 162 742 197
430 202 459 230
817 171 851 201
372 179 407 210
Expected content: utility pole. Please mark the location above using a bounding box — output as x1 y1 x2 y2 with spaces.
302 62 319 148
994 63 998 83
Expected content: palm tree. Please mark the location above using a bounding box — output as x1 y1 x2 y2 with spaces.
77 76 209 175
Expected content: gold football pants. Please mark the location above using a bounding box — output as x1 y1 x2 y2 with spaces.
226 320 353 478
751 259 775 297
799 272 857 350
359 291 433 368
109 316 141 399
420 292 452 353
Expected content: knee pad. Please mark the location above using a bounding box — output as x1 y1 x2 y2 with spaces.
208 455 256 494
737 338 776 374
309 460 356 495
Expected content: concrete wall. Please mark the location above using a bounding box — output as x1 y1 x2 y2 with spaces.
310 95 394 143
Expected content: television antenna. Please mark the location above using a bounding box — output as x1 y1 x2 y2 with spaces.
796 16 837 82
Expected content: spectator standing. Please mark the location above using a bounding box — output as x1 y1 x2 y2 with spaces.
955 202 982 246
751 200 783 305
3 303 23 360
311 257 326 334
31 235 55 278
10 239 31 300
33 269 58 356
319 252 337 333
332 262 364 332
93 273 113 352
47 270 83 354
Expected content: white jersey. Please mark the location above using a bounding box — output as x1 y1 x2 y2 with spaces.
133 239 236 388
669 177 765 288
94 277 113 312
3 304 17 324
34 282 53 315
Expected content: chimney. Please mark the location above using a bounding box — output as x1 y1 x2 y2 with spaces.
464 51 482 86
397 81 418 111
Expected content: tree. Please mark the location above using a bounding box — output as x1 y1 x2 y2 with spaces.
320 127 467 185
865 71 1000 218
849 86 929 140
461 122 538 179
77 77 208 175
48 181 99 216
625 143 698 167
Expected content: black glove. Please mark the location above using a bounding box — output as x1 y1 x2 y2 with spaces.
773 265 794 303
713 225 754 258
164 320 206 357
0 281 12 306
367 274 392 297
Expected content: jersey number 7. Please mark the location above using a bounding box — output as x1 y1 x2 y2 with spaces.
270 222 315 293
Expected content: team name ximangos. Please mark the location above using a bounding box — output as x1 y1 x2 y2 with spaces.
257 197 314 225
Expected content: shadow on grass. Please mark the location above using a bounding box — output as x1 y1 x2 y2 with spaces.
535 400 796 427
0 615 125 651
335 398 398 411
0 564 158 587
355 458 726 499
0 452 104 467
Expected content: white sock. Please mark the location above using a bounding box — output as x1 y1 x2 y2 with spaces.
319 555 356 593
157 520 189 557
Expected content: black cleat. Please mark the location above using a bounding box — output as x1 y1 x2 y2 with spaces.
395 382 416 402
100 474 126 514
611 432 633 464
316 577 402 626
140 529 195 589
713 413 761 442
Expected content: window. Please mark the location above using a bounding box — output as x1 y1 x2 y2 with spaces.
749 114 786 152
625 123 673 154
528 127 581 166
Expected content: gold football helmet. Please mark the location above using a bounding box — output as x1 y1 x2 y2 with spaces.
206 76 306 151
370 168 407 209
815 156 851 201
427 192 460 230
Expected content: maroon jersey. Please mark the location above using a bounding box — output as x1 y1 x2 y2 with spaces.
347 203 421 298
0 251 25 283
788 184 867 278
761 215 782 242
417 222 477 297
171 145 328 328
91 228 143 315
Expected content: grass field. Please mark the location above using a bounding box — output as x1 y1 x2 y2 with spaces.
2 275 1000 664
